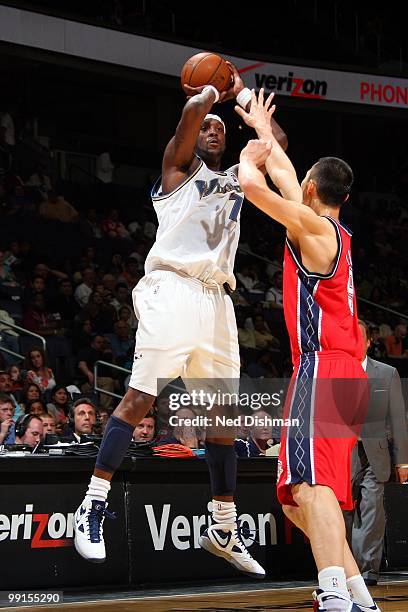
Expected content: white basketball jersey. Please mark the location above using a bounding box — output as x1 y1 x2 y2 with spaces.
145 159 242 289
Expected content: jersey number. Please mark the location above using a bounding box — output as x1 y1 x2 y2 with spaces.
228 193 244 222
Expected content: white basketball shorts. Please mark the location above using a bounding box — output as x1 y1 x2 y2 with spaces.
128 270 240 396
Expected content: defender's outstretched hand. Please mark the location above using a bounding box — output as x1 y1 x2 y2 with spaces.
235 88 276 137
240 139 273 168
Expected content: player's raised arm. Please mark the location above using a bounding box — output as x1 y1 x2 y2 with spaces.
225 63 288 151
238 139 329 238
236 89 301 202
162 87 219 192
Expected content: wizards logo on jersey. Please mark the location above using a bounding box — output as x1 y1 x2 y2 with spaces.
195 179 243 223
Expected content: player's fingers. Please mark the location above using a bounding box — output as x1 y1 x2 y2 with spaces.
183 84 206 95
234 105 248 120
225 60 238 75
265 92 275 110
259 87 264 106
251 88 257 107
267 104 276 117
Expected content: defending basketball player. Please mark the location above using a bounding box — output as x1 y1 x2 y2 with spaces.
73 66 286 578
236 92 379 611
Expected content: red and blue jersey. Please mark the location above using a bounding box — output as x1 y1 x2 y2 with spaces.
283 216 362 366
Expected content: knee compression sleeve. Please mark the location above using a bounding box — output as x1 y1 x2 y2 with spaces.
96 415 134 473
205 441 237 497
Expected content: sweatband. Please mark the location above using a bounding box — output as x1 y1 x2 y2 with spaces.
236 87 252 109
202 85 220 103
204 113 226 133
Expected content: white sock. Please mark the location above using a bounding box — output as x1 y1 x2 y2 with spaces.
85 475 111 502
347 574 375 607
318 566 349 600
212 500 237 527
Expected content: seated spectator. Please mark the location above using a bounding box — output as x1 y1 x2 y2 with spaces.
101 274 117 303
0 393 15 444
106 320 134 362
82 208 103 240
24 275 46 307
41 413 56 435
102 208 129 239
47 385 70 425
22 294 62 338
0 370 23 418
32 262 68 301
108 253 124 276
155 395 172 440
111 283 131 311
26 164 52 200
7 183 35 215
74 267 96 308
133 413 156 442
253 315 280 350
20 381 42 411
162 407 204 448
367 326 386 360
83 291 117 334
50 279 80 327
118 257 140 291
236 264 259 291
15 414 43 447
247 351 279 379
8 364 24 392
385 324 407 358
66 398 97 443
235 410 274 457
265 271 284 309
24 346 56 392
72 319 94 352
96 407 110 435
129 242 148 270
0 248 17 282
77 335 115 410
0 307 20 365
81 246 99 273
237 311 256 349
26 399 48 417
39 190 79 223
118 305 138 332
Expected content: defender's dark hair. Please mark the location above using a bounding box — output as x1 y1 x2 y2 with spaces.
310 157 353 207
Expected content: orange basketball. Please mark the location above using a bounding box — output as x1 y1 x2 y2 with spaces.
181 52 232 95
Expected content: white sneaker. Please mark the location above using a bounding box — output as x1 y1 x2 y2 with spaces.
199 522 265 579
313 590 361 611
74 498 115 563
354 604 381 611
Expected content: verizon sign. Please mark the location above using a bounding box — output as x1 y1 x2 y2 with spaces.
0 5 407 109
237 60 408 109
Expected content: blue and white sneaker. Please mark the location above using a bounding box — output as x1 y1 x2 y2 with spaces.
353 604 381 611
199 522 265 579
74 498 116 563
313 590 361 611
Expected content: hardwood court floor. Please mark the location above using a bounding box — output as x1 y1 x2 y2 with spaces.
1 580 408 611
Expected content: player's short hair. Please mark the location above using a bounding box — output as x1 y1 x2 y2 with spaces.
310 157 353 207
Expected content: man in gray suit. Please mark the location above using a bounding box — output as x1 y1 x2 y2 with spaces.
344 320 408 585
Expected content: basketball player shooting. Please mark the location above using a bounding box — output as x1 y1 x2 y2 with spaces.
236 91 379 611
74 66 286 579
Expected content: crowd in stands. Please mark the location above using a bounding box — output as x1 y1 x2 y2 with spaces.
1 104 407 456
